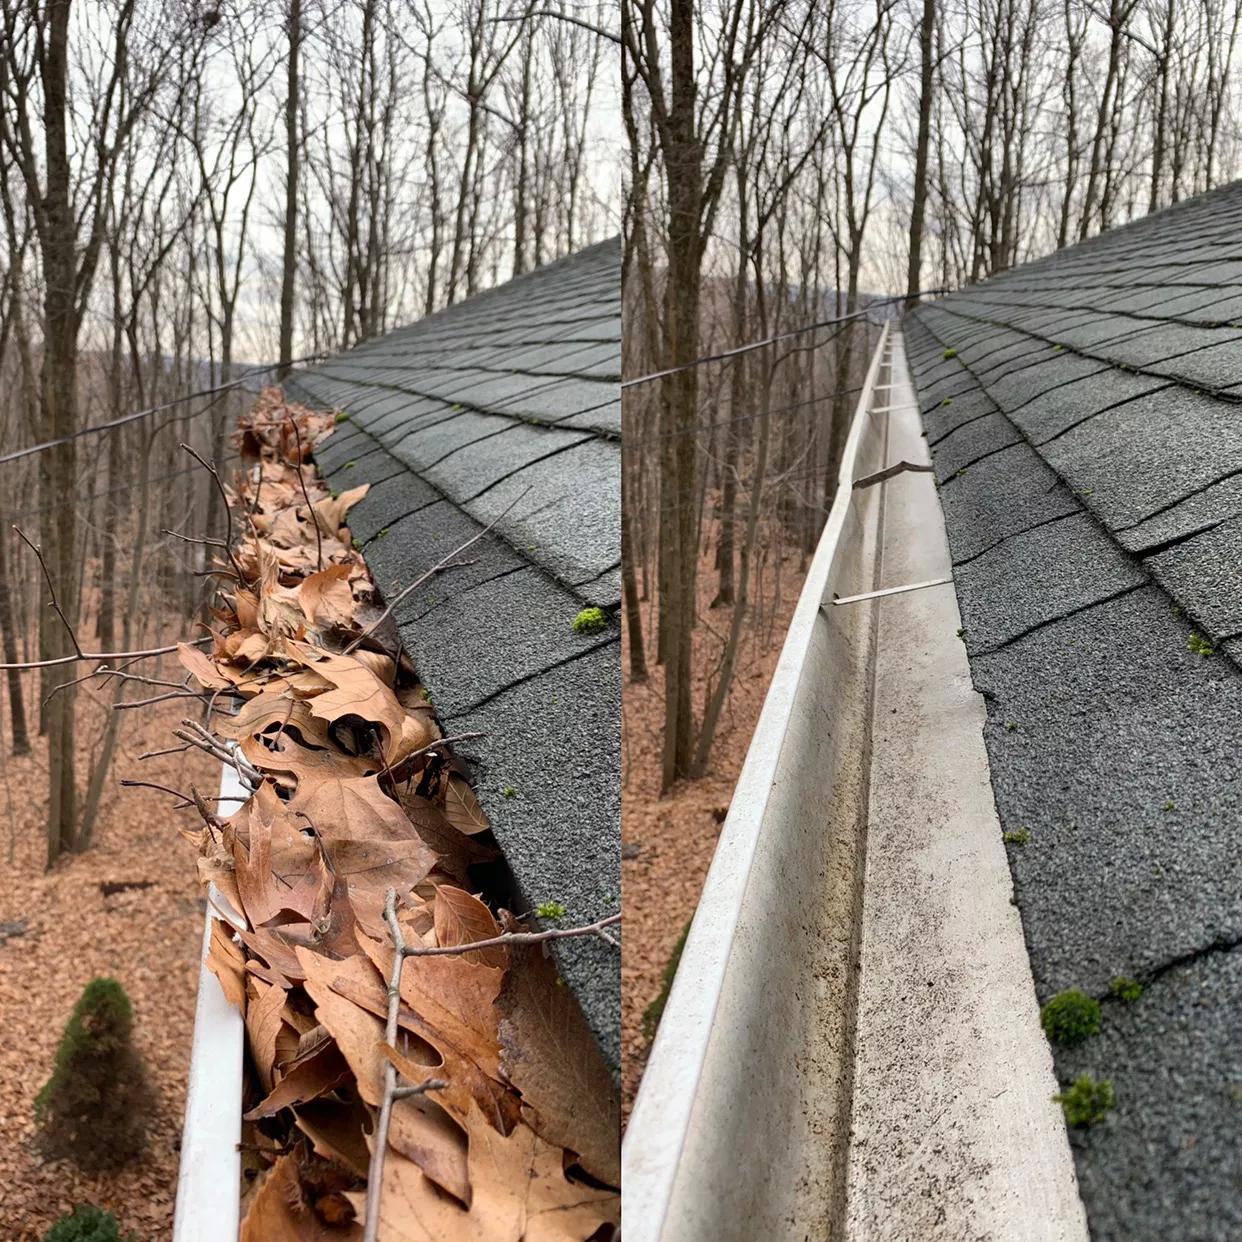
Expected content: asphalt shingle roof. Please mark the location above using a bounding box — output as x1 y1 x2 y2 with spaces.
906 183 1242 1241
285 238 621 1074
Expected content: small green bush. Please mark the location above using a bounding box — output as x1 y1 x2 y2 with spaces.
1040 988 1101 1046
1003 827 1031 847
1055 1074 1115 1127
1188 633 1214 657
943 348 957 360
36 978 153 1171
572 606 608 635
42 1207 134 1242
536 900 567 920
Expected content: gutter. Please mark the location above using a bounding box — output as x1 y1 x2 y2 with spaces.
623 325 1088 1239
172 763 247 1242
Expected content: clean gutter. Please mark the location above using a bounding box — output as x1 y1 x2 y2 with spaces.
623 324 1088 1239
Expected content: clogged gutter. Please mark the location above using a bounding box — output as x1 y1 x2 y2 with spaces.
173 390 620 1238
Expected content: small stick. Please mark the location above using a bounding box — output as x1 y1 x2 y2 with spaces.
392 1079 447 1101
13 526 82 655
179 443 248 585
344 488 531 656
364 889 409 1242
287 413 324 571
404 732 487 761
401 912 621 958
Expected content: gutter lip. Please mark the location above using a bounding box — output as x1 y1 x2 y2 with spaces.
172 761 247 1242
621 322 892 1238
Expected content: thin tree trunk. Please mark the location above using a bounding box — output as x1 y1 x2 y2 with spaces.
279 0 301 378
906 0 935 308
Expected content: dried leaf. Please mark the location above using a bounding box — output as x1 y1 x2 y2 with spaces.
444 775 489 835
177 641 232 690
434 886 506 968
499 946 620 1186
207 917 247 1010
241 1150 362 1242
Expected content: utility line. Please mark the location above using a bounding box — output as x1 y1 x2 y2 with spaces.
0 351 328 467
621 290 947 388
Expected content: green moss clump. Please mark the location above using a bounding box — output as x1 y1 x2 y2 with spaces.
334 411 350 424
1055 1074 1115 1127
536 900 567 920
1110 976 1143 1003
42 1207 135 1242
502 785 518 799
941 397 953 406
1040 988 1101 1046
344 460 357 470
1005 721 1019 733
1188 633 1214 657
36 978 153 1171
943 348 957 360
572 606 608 635
1004 827 1031 846
642 921 691 1043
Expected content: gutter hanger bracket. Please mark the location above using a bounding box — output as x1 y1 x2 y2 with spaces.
829 576 953 606
853 460 934 490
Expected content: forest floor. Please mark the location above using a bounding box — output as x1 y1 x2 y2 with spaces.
0 674 216 1241
621 531 806 1118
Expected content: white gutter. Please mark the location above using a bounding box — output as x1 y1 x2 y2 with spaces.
173 763 247 1242
624 323 894 1238
623 324 1087 1240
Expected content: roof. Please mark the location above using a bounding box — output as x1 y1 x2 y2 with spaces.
284 238 621 1072
905 183 1242 1238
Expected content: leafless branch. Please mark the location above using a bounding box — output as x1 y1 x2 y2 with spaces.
345 488 530 656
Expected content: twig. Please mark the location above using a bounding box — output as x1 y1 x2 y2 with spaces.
402 912 622 957
405 732 487 761
138 742 192 760
179 443 248 585
119 778 195 803
392 1079 447 1100
364 890 409 1242
13 526 83 655
172 721 263 786
287 413 324 572
0 638 208 672
115 689 211 710
344 488 531 655
163 527 230 549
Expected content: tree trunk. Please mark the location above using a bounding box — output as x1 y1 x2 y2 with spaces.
906 0 935 308
278 0 301 379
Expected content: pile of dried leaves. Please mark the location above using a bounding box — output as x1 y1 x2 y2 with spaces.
174 389 619 1239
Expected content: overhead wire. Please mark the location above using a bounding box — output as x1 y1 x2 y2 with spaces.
0 351 328 467
620 289 947 388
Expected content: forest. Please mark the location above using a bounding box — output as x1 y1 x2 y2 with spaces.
0 0 616 866
623 0 1242 788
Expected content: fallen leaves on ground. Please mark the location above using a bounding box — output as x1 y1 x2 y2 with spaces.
175 388 618 1238
0 696 218 1241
